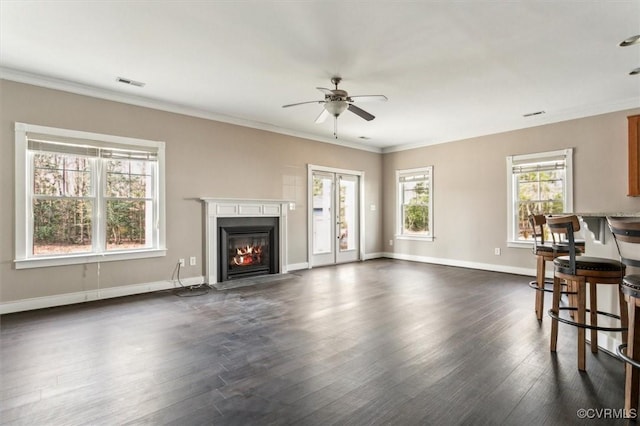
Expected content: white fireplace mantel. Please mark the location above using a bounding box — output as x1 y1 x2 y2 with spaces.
201 198 290 285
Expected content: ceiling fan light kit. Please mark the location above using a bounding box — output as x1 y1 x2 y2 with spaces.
283 76 387 139
324 100 348 116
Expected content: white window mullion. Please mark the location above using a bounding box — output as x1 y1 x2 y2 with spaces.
93 157 104 254
25 150 35 258
150 161 158 247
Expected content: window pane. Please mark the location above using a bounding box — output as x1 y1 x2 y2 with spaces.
106 200 150 250
338 178 357 251
106 159 152 198
402 181 429 204
33 153 91 196
403 205 429 233
539 171 564 200
33 199 92 255
517 180 539 201
515 169 566 240
312 176 332 255
398 168 432 237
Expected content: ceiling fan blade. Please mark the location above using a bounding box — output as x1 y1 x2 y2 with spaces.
348 104 375 121
282 100 323 108
348 95 388 102
315 108 330 124
316 87 334 95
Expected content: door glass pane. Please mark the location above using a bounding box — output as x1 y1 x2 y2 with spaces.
313 175 332 255
339 177 357 252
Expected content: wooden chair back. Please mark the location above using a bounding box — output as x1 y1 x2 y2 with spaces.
608 217 640 269
528 214 547 251
546 215 581 274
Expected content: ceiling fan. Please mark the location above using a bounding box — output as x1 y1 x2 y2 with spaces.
282 77 387 138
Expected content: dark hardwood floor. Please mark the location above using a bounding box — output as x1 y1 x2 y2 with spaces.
0 259 630 425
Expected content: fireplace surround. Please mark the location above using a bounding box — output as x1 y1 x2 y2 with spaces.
202 198 290 286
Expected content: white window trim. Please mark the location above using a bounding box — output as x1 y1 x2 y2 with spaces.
395 166 434 242
506 148 573 248
14 122 167 269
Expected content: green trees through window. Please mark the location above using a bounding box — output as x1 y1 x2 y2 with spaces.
516 169 564 239
398 166 433 238
403 181 430 233
33 153 93 254
105 158 152 250
508 149 572 243
31 152 154 256
15 122 165 268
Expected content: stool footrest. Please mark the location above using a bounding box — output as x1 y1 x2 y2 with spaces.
528 280 576 295
548 307 628 332
617 344 640 369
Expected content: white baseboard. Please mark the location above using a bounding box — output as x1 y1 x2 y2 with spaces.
594 332 622 356
287 262 309 271
0 276 204 314
363 252 384 260
381 251 536 277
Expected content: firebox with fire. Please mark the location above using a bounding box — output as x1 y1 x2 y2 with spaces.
218 219 277 281
230 244 264 267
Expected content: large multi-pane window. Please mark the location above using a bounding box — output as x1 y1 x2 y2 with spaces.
396 166 434 240
15 123 166 268
507 149 573 244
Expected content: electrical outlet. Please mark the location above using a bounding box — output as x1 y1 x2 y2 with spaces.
389 239 394 246
494 248 501 256
189 256 196 266
179 258 185 267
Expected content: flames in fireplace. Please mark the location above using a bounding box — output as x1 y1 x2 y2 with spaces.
231 244 263 266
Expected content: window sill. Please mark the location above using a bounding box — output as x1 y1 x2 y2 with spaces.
14 248 167 269
507 240 533 249
396 234 434 242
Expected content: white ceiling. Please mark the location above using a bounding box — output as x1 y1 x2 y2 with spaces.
1 1 639 152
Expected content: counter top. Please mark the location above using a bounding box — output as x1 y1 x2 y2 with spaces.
570 212 640 218
562 212 640 242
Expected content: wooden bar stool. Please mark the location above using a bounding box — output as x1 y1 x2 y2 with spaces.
547 215 628 371
528 214 583 321
608 217 640 417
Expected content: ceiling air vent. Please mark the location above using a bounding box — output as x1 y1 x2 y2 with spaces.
523 111 545 118
116 77 145 87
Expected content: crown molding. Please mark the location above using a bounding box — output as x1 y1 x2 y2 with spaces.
382 97 640 153
0 67 382 154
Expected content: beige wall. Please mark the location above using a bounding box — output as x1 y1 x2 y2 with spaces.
2 79 638 309
0 80 383 304
382 108 640 270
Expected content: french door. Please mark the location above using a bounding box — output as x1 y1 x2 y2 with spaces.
309 167 361 267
